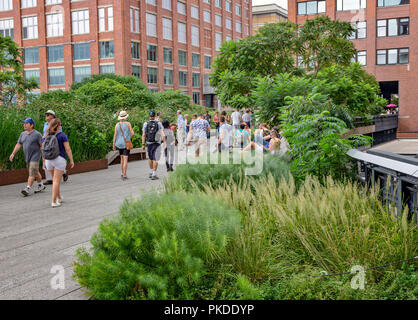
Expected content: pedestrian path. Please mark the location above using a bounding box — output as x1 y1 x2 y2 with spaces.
0 160 168 300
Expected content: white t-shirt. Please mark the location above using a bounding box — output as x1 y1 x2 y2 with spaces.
219 123 232 149
231 111 241 125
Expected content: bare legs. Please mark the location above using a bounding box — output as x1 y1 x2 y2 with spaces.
27 172 42 188
120 155 128 177
50 169 63 204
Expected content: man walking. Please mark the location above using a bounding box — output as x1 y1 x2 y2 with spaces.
242 110 252 129
142 110 165 180
231 108 242 131
9 118 46 196
176 110 186 151
217 116 232 153
187 114 210 158
43 110 68 184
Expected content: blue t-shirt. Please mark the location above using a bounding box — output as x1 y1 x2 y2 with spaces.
56 132 69 159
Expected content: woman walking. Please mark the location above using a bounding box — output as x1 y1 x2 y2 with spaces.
44 118 74 208
214 111 220 138
162 119 175 172
113 110 134 181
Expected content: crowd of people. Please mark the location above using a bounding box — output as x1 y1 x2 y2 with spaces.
9 107 289 208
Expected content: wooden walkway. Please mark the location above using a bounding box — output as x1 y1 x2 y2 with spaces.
0 160 167 300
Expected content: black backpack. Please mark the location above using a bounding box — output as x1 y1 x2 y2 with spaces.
145 120 159 143
42 133 60 160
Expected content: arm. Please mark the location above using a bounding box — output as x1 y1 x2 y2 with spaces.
142 131 146 150
128 122 134 136
217 131 224 145
113 125 118 151
64 142 75 168
9 144 22 162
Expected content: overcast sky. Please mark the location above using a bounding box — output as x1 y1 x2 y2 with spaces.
252 0 288 9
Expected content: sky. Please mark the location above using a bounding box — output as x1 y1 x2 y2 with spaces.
252 0 288 9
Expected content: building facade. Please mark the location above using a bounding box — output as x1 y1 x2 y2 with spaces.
0 0 253 107
252 3 287 34
288 0 417 138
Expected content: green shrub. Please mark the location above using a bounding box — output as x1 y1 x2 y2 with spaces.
74 192 241 300
70 74 147 92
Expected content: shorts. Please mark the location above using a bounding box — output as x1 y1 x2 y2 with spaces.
45 156 67 171
194 138 207 153
118 148 130 156
27 161 40 177
147 143 161 161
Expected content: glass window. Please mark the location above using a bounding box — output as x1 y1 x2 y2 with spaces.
164 69 173 85
100 64 115 74
179 71 187 86
318 0 326 12
388 19 398 36
399 48 409 64
192 72 200 87
21 0 37 9
108 7 114 31
162 17 172 40
298 2 307 15
178 50 187 66
177 1 186 15
203 10 211 23
24 69 40 84
132 65 141 79
73 66 91 83
147 44 157 62
376 50 386 65
24 47 38 64
46 0 61 4
215 32 222 51
215 14 222 27
146 13 157 37
236 21 241 33
225 0 231 12
147 67 158 84
98 7 113 32
193 92 200 104
163 48 172 64
98 7 105 32
100 41 114 58
357 21 366 38
0 18 14 39
46 13 63 37
22 16 38 39
204 55 211 69
0 0 12 11
178 22 186 43
72 10 89 35
131 41 140 59
192 53 200 68
337 0 367 11
215 0 221 8
48 45 64 63
146 0 156 5
130 7 140 33
73 42 90 60
235 4 241 16
399 18 409 35
357 51 366 66
226 18 232 30
162 0 171 10
377 0 409 7
306 1 317 14
48 68 65 86
377 20 387 37
191 25 199 47
387 49 398 64
191 6 199 19
298 1 326 15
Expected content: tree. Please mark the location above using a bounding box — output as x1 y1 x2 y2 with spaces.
0 35 38 106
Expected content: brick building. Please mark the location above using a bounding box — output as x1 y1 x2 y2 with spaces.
0 0 253 108
288 0 417 138
252 3 287 34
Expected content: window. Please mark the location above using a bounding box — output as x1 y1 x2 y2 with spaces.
377 48 409 65
146 13 157 37
24 48 39 64
203 0 210 4
192 73 200 87
178 22 186 43
215 14 222 27
24 69 40 84
349 21 366 39
192 53 200 68
225 18 232 30
46 13 63 37
45 0 61 5
225 34 232 41
48 68 65 86
72 10 89 35
73 43 90 60
204 28 212 47
246 8 249 19
215 0 221 8
235 4 241 16
21 0 36 9
204 55 211 69
352 50 366 65
193 92 200 104
377 0 409 7
132 65 141 79
73 66 91 83
337 0 367 11
0 18 14 39
130 7 140 33
163 48 172 64
147 44 157 62
162 17 172 40
177 1 186 15
100 41 114 58
178 50 187 66
164 69 173 85
100 64 115 74
191 25 199 47
98 7 113 32
179 71 187 86
377 18 409 37
0 0 12 11
245 24 249 36
203 10 211 23
215 32 222 51
131 41 140 59
146 0 156 5
225 0 231 12
162 0 171 10
22 16 38 39
191 6 199 19
236 21 241 33
298 1 326 15
147 67 158 84
48 45 64 63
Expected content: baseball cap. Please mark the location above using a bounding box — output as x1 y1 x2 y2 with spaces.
149 110 156 117
45 110 56 116
23 118 35 126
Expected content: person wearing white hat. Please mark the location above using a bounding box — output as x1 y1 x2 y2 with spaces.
113 110 135 181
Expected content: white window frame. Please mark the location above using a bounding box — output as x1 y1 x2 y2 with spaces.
203 10 211 23
130 7 140 33
146 12 157 37
21 0 37 9
215 14 222 27
0 18 14 38
0 0 13 11
191 5 199 19
46 12 63 38
191 25 199 47
178 21 186 44
177 1 186 15
162 17 172 40
22 15 38 40
162 0 171 10
45 0 62 5
72 9 89 35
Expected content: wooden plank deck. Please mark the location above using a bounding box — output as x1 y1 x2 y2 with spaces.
0 160 168 300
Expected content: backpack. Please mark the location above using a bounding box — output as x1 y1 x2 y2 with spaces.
42 133 60 160
145 120 159 143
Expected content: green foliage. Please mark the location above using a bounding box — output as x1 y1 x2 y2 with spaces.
74 192 241 299
70 73 147 91
154 89 191 112
0 35 38 106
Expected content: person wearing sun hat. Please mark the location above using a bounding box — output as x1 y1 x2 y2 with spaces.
113 110 135 181
9 118 46 196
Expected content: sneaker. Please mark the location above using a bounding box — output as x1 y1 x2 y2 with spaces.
21 186 33 197
44 180 53 185
34 184 46 193
51 202 61 208
56 196 64 204
151 175 159 180
149 173 153 179
63 173 69 182
122 176 128 181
